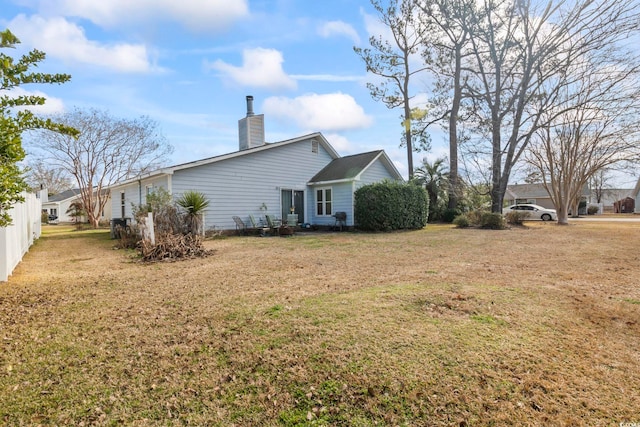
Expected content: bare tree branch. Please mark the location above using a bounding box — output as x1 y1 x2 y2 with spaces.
29 108 173 228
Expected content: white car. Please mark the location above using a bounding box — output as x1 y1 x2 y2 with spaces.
504 204 557 221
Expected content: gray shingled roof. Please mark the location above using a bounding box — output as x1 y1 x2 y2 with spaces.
309 150 383 183
46 188 81 202
506 183 551 198
507 182 590 198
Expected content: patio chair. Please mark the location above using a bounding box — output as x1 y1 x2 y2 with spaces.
249 214 269 236
232 216 247 235
265 214 281 236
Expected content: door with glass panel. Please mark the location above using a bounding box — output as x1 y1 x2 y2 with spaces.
281 190 304 225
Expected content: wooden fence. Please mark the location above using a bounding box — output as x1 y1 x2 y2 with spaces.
0 192 42 282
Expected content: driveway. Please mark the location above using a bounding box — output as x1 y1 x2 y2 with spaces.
568 215 640 222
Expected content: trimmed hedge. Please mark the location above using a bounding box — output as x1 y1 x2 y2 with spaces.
354 181 429 231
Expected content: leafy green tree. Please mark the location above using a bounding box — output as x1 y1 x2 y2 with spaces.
66 200 86 229
0 28 76 226
176 191 210 235
414 157 449 221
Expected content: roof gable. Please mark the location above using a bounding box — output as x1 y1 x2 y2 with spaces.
308 150 402 184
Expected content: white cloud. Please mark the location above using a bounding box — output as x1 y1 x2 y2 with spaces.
318 20 360 45
361 7 392 43
1 88 66 115
324 133 354 152
208 48 297 91
263 93 373 132
22 0 249 33
9 14 159 73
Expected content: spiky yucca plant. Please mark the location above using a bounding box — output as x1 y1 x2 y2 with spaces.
176 191 210 235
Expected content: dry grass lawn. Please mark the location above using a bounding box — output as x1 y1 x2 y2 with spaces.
1 221 639 426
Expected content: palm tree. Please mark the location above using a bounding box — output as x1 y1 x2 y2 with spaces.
414 157 449 221
176 191 210 235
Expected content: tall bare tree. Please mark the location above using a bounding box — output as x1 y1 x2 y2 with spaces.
590 169 611 205
525 60 640 224
418 0 475 210
420 0 639 213
30 108 173 228
25 160 73 195
354 0 430 180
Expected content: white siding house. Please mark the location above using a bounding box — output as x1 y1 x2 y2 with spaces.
109 98 403 232
43 189 112 223
110 135 402 232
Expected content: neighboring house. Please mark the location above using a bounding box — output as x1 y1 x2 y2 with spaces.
43 188 112 223
505 183 556 209
505 183 590 210
109 97 403 232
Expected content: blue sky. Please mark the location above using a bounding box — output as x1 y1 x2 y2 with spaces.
2 0 447 180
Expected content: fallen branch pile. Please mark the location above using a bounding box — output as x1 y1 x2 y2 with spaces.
138 233 212 262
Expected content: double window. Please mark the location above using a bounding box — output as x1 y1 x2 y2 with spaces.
316 188 332 216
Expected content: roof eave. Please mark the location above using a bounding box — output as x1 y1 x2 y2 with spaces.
109 170 174 189
308 178 355 186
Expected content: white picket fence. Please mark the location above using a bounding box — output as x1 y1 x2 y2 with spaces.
0 191 42 282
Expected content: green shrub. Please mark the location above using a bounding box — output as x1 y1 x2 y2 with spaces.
587 205 599 215
442 208 461 223
504 210 530 225
480 212 506 229
453 214 471 228
354 181 429 231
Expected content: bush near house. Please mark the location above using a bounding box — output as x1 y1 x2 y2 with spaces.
354 181 428 231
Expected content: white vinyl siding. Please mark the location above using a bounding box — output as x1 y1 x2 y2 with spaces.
171 138 334 230
110 175 170 221
358 159 397 188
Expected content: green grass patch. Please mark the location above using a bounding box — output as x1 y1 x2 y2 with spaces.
470 313 508 325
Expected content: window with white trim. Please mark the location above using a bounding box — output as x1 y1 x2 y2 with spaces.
316 188 332 216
